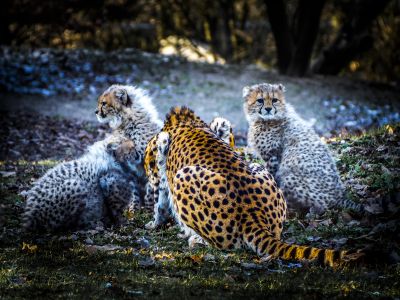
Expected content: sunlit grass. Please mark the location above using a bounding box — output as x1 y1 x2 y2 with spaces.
159 35 226 64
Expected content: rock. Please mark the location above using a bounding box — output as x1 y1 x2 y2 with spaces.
85 244 122 255
285 237 296 244
306 236 321 242
241 262 263 270
138 257 155 267
0 171 16 177
203 254 216 262
127 290 143 295
136 237 150 249
332 237 348 246
105 282 112 289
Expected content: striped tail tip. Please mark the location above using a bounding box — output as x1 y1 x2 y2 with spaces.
244 230 364 268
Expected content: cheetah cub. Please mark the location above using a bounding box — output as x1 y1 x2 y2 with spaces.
23 135 141 232
96 85 162 210
243 83 356 215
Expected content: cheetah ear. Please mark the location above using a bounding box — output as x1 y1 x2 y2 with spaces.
278 84 286 92
242 86 251 98
114 88 131 106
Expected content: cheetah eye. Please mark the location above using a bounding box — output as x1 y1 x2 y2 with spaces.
272 98 278 103
256 98 264 104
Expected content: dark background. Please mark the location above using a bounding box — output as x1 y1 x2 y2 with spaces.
2 0 400 85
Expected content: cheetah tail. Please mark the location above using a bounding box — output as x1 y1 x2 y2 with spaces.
244 230 363 268
338 198 364 214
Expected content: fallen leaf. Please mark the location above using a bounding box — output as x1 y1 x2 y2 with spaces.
307 236 321 242
124 248 133 255
123 209 135 220
0 171 16 177
153 252 175 261
190 254 203 263
22 242 38 254
385 125 394 135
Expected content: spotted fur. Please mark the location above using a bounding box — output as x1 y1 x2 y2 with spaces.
145 116 235 229
96 84 162 210
145 106 362 267
23 135 141 232
209 117 235 147
244 83 363 215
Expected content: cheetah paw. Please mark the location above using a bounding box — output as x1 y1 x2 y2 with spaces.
249 162 265 172
188 235 206 248
145 220 158 230
157 132 170 155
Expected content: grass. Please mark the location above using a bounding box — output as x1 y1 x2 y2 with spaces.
1 125 400 299
333 124 400 208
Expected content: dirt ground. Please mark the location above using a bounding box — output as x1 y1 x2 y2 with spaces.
1 47 399 137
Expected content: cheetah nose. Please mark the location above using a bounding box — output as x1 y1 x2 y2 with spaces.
265 107 272 113
95 109 99 115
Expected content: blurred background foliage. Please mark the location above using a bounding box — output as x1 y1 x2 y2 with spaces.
2 0 399 84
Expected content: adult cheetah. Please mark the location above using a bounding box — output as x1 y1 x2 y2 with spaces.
145 106 362 267
145 116 235 229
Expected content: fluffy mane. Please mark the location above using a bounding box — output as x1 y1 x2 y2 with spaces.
163 106 208 129
123 85 163 127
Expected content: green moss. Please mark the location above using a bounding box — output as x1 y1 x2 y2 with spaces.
334 123 400 200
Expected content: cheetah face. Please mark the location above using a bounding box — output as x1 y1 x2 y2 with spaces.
209 117 231 142
107 139 141 171
96 86 132 129
243 83 286 122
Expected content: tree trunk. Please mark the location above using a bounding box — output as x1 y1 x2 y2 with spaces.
206 0 234 62
312 0 391 75
265 0 326 76
264 0 293 74
286 0 326 76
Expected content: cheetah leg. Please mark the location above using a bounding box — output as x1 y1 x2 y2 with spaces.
265 156 280 177
99 171 135 225
252 147 281 177
188 234 207 248
175 216 207 248
170 166 245 249
145 132 173 229
277 170 323 215
126 185 141 214
144 181 155 211
78 191 105 229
